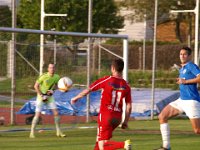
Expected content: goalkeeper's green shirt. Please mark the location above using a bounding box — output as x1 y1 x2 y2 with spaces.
37 72 60 94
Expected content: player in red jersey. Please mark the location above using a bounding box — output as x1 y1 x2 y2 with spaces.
71 59 132 150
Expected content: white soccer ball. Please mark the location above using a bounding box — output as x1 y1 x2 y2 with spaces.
58 77 73 92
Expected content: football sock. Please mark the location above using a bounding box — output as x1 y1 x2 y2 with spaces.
160 123 170 149
30 116 39 134
54 116 61 134
103 141 124 150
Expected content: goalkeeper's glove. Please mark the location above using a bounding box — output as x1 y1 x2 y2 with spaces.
40 94 49 102
46 90 54 96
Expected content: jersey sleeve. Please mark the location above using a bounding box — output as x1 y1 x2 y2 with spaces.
55 74 60 83
190 63 200 77
36 74 45 84
125 85 132 104
89 76 110 91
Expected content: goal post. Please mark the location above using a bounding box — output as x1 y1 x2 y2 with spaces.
0 27 129 124
0 27 129 79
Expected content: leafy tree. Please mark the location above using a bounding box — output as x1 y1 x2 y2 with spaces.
17 0 124 37
122 0 196 43
0 6 12 76
17 0 124 66
0 5 12 40
0 5 12 27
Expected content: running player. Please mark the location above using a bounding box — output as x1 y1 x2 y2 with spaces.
29 63 65 138
71 59 132 150
154 47 200 150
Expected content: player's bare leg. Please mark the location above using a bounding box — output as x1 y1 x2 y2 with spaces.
94 136 100 150
52 109 66 137
98 140 106 150
30 112 40 138
190 118 200 134
155 105 180 150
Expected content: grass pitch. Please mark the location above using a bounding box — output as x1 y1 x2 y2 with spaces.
0 119 199 150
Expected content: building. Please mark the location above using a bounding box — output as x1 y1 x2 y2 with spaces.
118 7 154 41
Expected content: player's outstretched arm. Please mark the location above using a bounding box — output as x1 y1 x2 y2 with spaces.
71 89 90 104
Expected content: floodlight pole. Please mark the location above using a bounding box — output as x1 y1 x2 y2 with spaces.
143 14 147 72
10 0 16 125
98 40 101 75
40 0 67 75
170 0 199 65
123 39 128 81
86 0 93 123
53 37 57 64
151 0 158 120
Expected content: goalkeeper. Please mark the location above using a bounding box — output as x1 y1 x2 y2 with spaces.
29 63 65 138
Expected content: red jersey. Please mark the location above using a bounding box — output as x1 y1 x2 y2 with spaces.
89 76 132 114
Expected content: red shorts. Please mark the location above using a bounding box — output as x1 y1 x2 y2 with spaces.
97 112 122 141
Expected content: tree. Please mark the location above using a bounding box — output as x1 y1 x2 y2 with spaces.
0 5 12 27
17 0 124 66
0 5 12 41
0 6 12 76
122 0 196 43
17 0 124 37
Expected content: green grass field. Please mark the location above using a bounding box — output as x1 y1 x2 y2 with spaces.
0 119 199 150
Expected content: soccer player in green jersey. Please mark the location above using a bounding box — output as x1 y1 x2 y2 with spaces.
29 63 65 138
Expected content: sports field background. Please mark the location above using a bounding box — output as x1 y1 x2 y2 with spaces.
0 119 199 150
0 1 200 150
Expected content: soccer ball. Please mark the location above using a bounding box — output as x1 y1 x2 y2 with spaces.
58 77 73 92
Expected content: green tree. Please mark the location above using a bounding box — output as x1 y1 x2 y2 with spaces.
0 5 12 40
17 0 124 36
17 0 124 66
122 0 196 43
0 5 12 27
0 6 12 76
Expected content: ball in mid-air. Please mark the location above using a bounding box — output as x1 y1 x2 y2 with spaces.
58 77 73 92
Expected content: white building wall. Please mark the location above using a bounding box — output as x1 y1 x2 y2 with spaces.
118 9 154 41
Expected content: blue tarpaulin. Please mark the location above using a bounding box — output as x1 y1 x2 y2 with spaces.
17 88 179 117
17 89 100 116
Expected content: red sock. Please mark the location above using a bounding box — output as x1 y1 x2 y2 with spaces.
94 142 99 150
103 141 124 150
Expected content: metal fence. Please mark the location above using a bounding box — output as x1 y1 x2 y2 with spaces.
0 27 129 125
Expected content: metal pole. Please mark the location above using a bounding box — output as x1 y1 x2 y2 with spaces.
143 15 146 72
54 38 57 64
86 0 93 123
170 0 199 65
123 39 128 81
194 0 199 65
7 41 11 78
99 45 123 59
40 0 67 75
121 38 129 124
139 47 142 70
151 0 158 120
40 0 45 75
10 0 16 125
0 27 128 39
98 40 101 75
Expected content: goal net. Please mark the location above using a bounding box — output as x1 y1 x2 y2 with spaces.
0 27 128 125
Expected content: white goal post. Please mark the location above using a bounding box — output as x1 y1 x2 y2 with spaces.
0 27 129 79
0 27 129 123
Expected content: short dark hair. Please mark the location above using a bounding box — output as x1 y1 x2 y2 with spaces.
181 46 192 55
112 59 124 73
